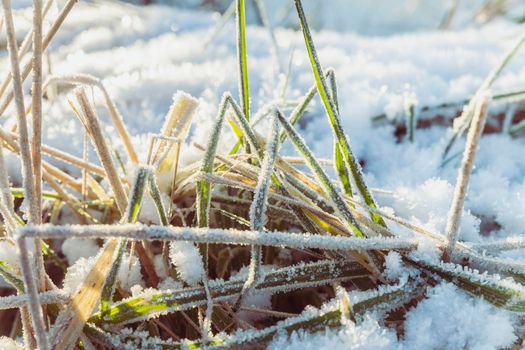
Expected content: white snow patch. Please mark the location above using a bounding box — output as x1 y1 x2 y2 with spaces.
0 241 19 270
403 283 516 350
62 256 97 292
383 251 403 281
61 238 100 265
0 337 23 350
117 253 144 291
158 277 183 291
169 241 205 286
153 254 168 279
387 178 480 242
269 315 399 350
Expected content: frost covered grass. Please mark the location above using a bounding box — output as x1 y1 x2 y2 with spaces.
0 0 525 349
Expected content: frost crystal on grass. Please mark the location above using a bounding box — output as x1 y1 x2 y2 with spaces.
4 1 525 348
269 315 397 350
117 254 144 291
249 112 279 233
169 241 205 286
62 256 97 292
384 251 403 281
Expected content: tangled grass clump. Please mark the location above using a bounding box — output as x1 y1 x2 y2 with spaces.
1 0 525 349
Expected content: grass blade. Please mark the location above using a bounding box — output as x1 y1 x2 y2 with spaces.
237 112 280 308
294 0 386 227
442 30 525 160
100 166 149 317
442 93 491 261
276 111 363 237
89 259 366 326
236 0 250 122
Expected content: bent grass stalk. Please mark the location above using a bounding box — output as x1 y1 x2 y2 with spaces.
237 112 279 308
74 88 128 214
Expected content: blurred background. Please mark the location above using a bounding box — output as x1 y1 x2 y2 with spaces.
117 0 525 35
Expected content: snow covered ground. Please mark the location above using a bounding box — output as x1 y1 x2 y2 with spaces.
2 0 525 348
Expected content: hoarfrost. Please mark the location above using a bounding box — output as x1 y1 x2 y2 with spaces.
169 241 205 286
117 253 144 291
384 251 403 281
269 315 398 350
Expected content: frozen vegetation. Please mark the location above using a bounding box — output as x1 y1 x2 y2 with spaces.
0 0 525 349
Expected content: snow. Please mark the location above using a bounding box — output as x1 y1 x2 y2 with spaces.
0 337 23 350
233 265 274 322
62 249 143 292
62 255 97 292
61 238 100 264
269 282 516 350
169 241 205 286
117 253 144 291
0 240 19 270
269 315 399 350
383 178 480 242
383 251 403 281
153 253 167 279
403 283 516 350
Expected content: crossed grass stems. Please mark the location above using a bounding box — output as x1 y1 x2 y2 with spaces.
1 0 525 349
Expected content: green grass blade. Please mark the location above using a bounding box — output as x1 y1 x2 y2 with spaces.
147 169 169 226
294 0 386 227
276 111 363 237
278 70 334 146
0 260 25 292
90 259 366 326
124 167 149 224
197 95 229 228
406 101 416 143
334 142 352 197
101 166 148 316
236 0 250 121
414 259 525 312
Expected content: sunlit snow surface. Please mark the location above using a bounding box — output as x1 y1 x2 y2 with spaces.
2 1 525 348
